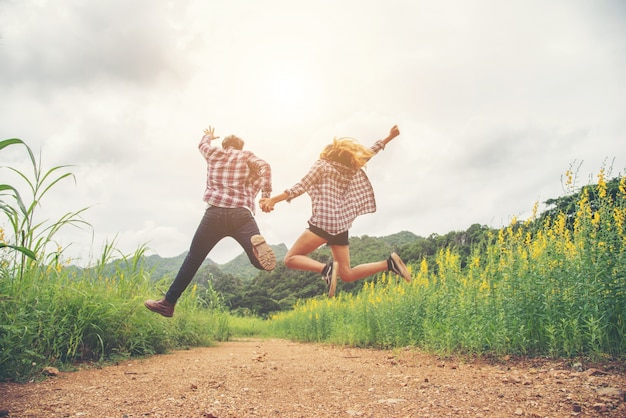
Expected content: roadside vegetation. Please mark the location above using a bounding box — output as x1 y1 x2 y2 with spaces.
270 166 626 358
2 138 624 382
0 139 229 382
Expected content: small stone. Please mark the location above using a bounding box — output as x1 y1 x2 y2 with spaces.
586 368 608 376
592 403 608 413
596 386 623 399
377 398 405 405
42 366 59 376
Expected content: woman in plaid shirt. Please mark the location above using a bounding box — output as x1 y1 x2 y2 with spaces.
261 125 411 297
145 126 276 317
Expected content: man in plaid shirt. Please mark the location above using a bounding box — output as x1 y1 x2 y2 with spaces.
145 126 275 317
261 125 411 297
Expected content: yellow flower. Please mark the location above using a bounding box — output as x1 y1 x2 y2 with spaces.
555 212 567 236
565 169 573 187
613 207 625 236
592 212 601 228
470 255 480 269
597 168 607 199
525 202 539 226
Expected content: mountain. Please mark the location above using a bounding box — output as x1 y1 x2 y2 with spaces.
139 231 417 284
142 252 217 280
220 243 289 282
142 243 288 282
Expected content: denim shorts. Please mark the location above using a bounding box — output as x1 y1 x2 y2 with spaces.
308 222 349 246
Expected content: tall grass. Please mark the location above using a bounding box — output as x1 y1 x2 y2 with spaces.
270 168 626 359
1 139 229 382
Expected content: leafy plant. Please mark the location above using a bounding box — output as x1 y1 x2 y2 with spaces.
0 138 90 273
269 167 626 359
1 139 229 382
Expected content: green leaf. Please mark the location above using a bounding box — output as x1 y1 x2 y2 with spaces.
0 243 37 260
0 138 25 151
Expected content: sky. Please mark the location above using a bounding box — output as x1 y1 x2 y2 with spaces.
1 0 625 266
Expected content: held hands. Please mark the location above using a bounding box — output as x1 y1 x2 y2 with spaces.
203 126 220 140
260 192 287 213
259 198 275 213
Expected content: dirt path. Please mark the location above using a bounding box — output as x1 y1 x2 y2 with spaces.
1 338 625 417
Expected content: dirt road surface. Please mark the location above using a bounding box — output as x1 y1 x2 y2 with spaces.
1 338 625 417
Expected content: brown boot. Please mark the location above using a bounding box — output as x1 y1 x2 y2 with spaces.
251 234 276 271
144 298 175 317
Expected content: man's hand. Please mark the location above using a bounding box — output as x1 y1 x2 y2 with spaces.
203 126 220 140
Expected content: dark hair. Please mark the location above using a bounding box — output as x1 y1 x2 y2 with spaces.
222 135 244 150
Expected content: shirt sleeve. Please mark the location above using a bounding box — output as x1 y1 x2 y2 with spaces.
198 134 218 158
284 159 326 202
369 139 386 154
247 153 273 199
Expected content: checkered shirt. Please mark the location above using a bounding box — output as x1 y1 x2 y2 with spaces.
284 140 386 234
199 134 272 215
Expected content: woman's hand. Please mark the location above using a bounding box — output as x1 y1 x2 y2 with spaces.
389 125 400 139
382 125 400 145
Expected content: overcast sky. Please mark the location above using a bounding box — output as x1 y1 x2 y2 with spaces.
1 0 625 266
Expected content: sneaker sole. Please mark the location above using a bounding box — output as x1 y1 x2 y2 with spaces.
391 253 411 283
328 261 338 297
251 235 276 271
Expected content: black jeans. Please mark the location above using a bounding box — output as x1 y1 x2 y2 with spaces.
165 206 263 303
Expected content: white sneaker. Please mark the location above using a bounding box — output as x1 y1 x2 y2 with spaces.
322 260 338 297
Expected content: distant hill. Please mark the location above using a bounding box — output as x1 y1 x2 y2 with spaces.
142 252 217 281
142 243 288 282
137 232 416 283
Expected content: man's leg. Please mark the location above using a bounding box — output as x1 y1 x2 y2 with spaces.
145 207 225 317
166 207 225 302
230 208 275 271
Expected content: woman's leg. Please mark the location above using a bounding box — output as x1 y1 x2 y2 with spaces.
284 229 328 273
330 245 388 283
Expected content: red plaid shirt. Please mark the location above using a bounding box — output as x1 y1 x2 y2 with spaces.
284 140 386 234
199 134 272 215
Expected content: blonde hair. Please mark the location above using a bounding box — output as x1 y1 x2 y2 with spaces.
320 137 374 170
